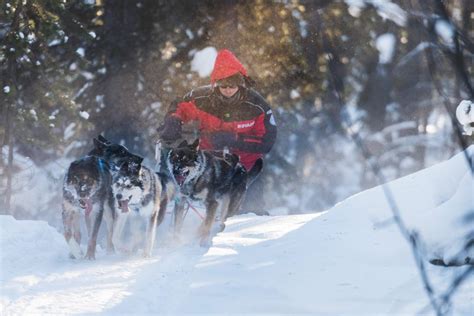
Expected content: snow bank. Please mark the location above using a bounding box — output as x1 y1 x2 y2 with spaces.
0 216 68 283
171 147 472 315
2 147 72 226
0 215 69 310
342 145 473 263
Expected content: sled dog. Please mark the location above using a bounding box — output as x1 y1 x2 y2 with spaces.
111 160 169 257
89 135 143 172
163 140 263 246
62 156 115 260
90 135 169 256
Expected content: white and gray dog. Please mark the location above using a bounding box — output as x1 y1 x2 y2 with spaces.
90 135 170 257
111 158 169 257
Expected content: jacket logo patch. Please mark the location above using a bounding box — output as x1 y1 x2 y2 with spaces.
237 121 255 129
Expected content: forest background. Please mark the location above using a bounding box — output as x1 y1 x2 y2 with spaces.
1 0 473 222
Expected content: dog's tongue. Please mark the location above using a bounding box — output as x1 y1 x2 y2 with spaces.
83 199 92 217
175 175 186 186
120 200 129 213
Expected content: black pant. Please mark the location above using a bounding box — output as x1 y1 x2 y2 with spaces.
239 173 269 216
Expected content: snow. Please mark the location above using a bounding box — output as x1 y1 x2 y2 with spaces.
27 33 36 43
456 100 474 135
435 19 455 45
345 0 407 26
79 110 90 119
29 109 38 121
1 148 473 315
150 101 162 110
64 123 76 140
3 86 10 93
76 47 85 57
190 47 217 78
3 150 69 226
48 39 61 47
376 33 396 64
290 89 300 99
185 29 194 39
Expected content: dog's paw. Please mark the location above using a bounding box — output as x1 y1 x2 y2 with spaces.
84 251 96 260
219 223 226 232
68 239 83 259
117 246 133 254
199 236 212 248
106 245 115 255
69 253 80 259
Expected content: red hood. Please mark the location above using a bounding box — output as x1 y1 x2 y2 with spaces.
210 49 248 83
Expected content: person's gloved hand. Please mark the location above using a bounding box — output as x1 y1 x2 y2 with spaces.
159 116 182 143
210 131 237 150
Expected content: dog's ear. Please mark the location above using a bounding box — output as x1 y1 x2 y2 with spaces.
93 138 107 151
67 158 86 175
132 155 144 165
69 159 81 168
97 135 111 145
190 139 199 150
178 140 187 148
91 139 107 156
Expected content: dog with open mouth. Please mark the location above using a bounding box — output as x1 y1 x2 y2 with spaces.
111 159 169 257
62 155 114 260
163 139 262 246
62 135 151 260
90 135 169 257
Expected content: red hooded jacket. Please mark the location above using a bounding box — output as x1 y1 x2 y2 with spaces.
166 50 277 170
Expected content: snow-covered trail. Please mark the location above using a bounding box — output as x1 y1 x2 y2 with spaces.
1 214 317 315
2 210 471 315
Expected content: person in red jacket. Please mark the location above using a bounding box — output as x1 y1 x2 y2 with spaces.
159 49 277 214
160 49 277 171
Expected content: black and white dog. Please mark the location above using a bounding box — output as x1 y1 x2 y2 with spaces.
162 140 262 246
91 135 169 257
62 135 147 260
62 156 114 260
111 160 169 257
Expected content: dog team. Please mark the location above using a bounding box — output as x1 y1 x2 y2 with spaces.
62 135 262 259
62 49 277 259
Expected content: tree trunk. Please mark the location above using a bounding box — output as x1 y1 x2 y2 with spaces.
2 104 13 215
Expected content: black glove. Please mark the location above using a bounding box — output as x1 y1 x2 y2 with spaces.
210 131 237 150
159 116 182 143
